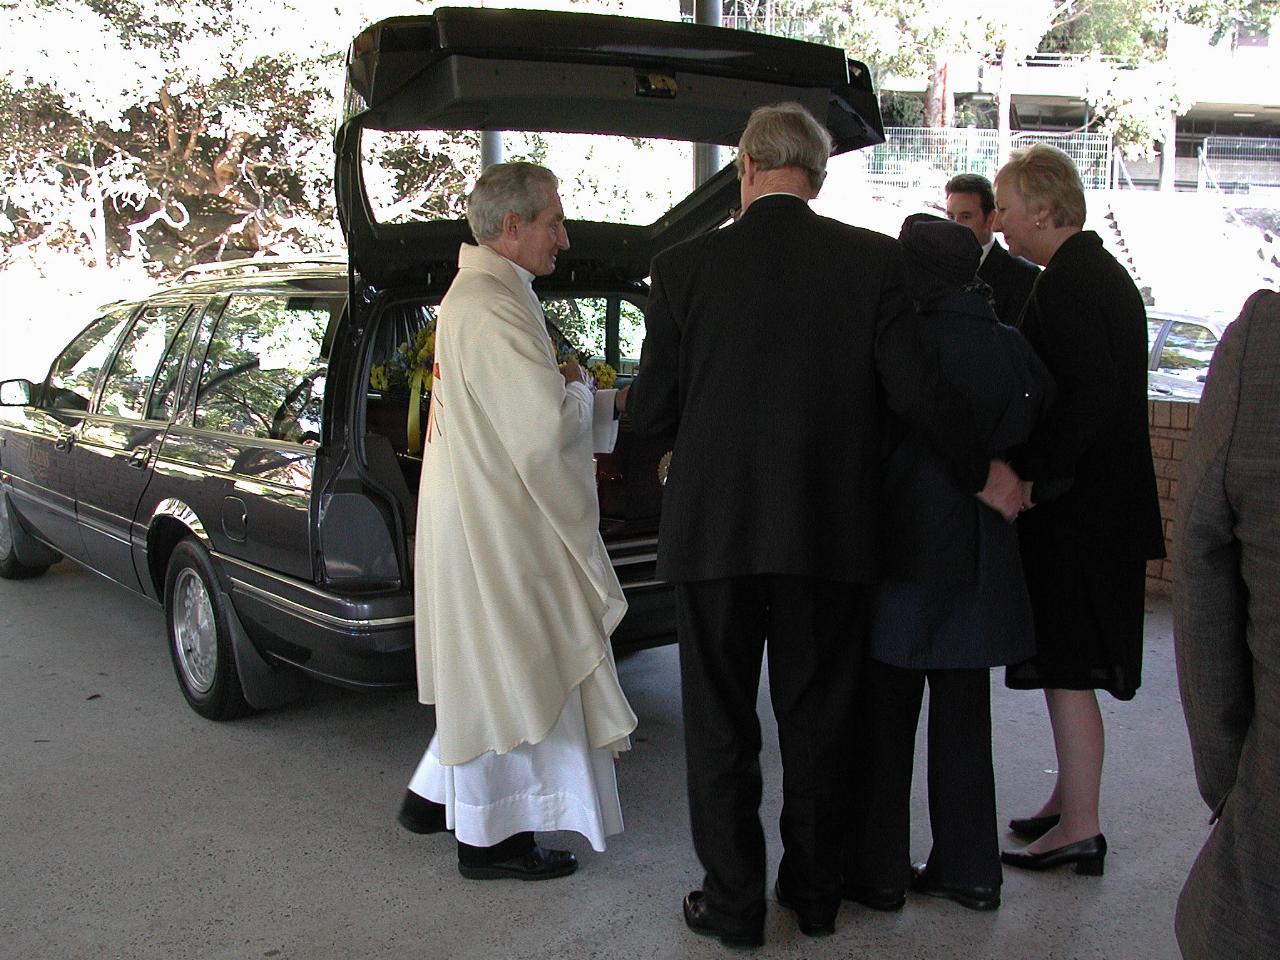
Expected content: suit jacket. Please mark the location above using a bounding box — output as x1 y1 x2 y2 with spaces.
1011 230 1165 562
978 238 1039 326
627 194 983 584
1173 289 1280 960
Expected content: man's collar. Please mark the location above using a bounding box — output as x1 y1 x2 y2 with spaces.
979 236 996 266
741 192 808 218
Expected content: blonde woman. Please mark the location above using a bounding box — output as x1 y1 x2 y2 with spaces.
992 144 1164 875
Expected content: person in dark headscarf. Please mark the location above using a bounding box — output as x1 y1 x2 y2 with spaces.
842 215 1055 913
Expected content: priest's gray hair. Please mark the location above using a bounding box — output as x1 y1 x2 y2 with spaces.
735 102 833 191
466 162 560 243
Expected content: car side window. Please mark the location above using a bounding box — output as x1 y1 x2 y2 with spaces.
542 296 645 374
1157 321 1218 386
194 294 335 443
45 308 136 411
98 305 193 420
145 307 199 422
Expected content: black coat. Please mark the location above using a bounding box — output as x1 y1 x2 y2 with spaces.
1012 230 1165 562
979 239 1040 326
628 194 984 584
870 290 1055 669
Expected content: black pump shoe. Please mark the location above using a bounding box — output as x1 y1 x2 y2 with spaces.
1008 813 1060 840
1001 834 1107 875
682 891 765 949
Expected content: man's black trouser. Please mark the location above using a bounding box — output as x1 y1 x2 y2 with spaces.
675 575 867 930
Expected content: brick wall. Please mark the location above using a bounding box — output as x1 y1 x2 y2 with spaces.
1146 399 1198 596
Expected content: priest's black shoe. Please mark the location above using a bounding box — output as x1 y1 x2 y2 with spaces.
396 790 450 835
1001 834 1107 875
682 891 765 949
457 845 578 881
910 863 1001 911
841 881 906 912
1008 813 1060 840
773 879 836 936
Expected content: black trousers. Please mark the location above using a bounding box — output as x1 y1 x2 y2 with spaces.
844 659 1001 890
676 575 867 928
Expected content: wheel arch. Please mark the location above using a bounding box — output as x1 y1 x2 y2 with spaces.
146 499 212 598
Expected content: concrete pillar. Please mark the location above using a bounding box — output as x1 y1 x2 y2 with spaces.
693 0 722 186
1159 110 1177 193
481 131 502 170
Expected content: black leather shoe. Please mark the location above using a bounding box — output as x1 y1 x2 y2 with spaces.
910 863 1000 911
1001 834 1107 875
682 891 765 949
841 881 906 912
1008 813 1060 840
397 790 449 834
773 879 836 937
457 845 577 881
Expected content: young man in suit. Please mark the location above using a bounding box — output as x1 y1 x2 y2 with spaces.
946 173 1040 325
628 103 1006 948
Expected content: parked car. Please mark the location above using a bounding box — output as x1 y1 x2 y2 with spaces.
1147 309 1233 401
0 6 884 719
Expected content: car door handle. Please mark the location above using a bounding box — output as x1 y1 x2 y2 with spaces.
54 433 75 452
128 446 153 470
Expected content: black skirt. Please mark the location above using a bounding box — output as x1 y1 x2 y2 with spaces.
1004 551 1146 700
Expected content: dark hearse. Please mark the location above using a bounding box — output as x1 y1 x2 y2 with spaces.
0 6 883 718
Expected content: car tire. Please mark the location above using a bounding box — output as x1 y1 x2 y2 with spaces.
0 491 51 580
164 538 252 720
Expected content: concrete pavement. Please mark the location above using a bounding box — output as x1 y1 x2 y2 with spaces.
1 561 1206 959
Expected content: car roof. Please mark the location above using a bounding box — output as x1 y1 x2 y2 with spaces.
336 7 885 287
1147 309 1234 339
92 259 347 315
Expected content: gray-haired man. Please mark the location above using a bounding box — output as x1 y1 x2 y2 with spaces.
397 162 636 881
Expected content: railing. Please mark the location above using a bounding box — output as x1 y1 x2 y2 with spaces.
1020 52 1130 68
1201 136 1280 193
864 128 1112 191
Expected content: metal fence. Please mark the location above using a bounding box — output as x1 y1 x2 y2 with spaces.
1201 136 1280 193
864 128 1113 191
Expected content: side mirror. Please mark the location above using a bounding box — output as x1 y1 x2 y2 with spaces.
0 379 34 406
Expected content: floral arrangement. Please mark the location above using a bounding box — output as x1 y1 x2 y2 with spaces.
370 323 435 395
555 343 618 392
370 323 435 455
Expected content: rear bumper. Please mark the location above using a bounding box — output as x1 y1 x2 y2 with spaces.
216 553 415 688
213 543 677 688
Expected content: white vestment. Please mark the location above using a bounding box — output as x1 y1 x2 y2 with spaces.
409 243 637 848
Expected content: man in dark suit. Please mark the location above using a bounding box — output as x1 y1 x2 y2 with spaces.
946 173 1039 325
628 103 1000 948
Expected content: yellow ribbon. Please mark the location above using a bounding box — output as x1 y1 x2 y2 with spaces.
407 368 425 455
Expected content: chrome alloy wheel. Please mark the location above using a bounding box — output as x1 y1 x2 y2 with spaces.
0 495 13 559
172 568 218 694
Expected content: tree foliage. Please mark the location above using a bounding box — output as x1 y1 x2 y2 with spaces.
0 0 445 275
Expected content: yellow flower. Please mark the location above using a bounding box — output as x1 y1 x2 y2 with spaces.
589 361 617 390
370 365 389 391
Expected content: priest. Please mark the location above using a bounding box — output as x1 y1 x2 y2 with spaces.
396 161 637 881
